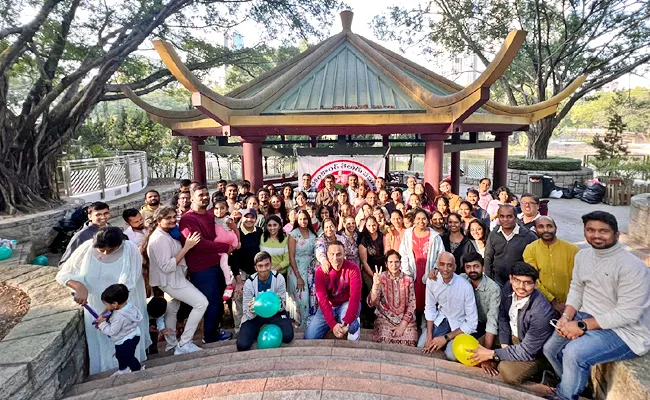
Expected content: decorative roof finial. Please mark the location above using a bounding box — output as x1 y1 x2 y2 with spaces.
340 10 354 32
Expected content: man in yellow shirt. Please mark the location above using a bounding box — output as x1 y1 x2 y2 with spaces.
523 216 579 315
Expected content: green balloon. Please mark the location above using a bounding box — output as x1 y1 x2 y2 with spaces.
257 324 283 349
0 246 12 261
253 291 281 318
32 255 49 266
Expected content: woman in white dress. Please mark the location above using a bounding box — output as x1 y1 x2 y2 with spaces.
56 227 151 375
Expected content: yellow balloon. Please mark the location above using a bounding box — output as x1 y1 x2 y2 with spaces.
451 333 480 366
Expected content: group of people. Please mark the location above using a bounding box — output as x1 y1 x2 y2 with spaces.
54 174 650 400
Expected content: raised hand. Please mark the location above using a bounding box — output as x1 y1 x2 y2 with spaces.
184 231 201 249
427 269 439 281
372 265 383 288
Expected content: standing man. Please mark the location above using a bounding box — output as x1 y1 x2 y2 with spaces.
315 174 336 208
140 190 161 221
58 202 110 265
304 241 362 340
179 179 192 192
375 176 386 191
300 173 318 203
468 262 555 385
403 176 416 202
179 185 233 343
225 183 239 213
478 178 493 210
236 251 294 351
216 180 227 195
176 190 191 219
346 173 359 202
420 252 478 362
523 216 579 315
484 205 537 285
543 212 650 400
517 193 542 233
122 209 146 248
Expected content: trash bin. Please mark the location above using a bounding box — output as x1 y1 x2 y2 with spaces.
527 174 544 198
542 176 555 198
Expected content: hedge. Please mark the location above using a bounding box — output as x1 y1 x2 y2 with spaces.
507 157 582 172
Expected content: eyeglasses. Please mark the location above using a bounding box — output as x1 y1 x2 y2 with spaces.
511 276 535 288
520 201 538 206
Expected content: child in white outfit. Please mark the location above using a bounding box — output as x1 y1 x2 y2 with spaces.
213 198 240 300
96 284 144 375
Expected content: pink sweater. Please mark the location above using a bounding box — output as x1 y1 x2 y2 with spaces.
314 260 362 329
214 222 239 247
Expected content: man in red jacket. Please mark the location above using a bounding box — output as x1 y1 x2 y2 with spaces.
179 185 233 343
304 241 362 340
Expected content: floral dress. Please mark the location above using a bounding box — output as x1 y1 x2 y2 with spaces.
287 228 317 328
367 271 418 346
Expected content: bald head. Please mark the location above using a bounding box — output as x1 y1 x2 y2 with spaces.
436 251 456 282
535 215 557 243
438 251 455 264
535 216 555 228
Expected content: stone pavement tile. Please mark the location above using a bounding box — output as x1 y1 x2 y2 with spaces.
498 385 544 400
230 348 283 362
220 359 276 377
289 339 336 348
379 362 436 382
325 369 380 381
93 377 163 400
326 359 381 374
204 378 267 397
437 372 500 396
281 346 333 357
379 351 436 368
63 375 115 396
321 391 382 400
155 364 221 389
334 340 384 351
440 389 489 400
141 384 207 400
171 353 232 371
261 389 322 400
434 358 487 379
207 393 264 400
265 375 324 391
60 389 98 400
330 347 383 360
379 381 443 400
322 376 381 394
273 357 328 371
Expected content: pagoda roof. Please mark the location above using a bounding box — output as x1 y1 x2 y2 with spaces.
124 10 585 136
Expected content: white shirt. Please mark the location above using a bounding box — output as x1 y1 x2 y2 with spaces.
347 186 358 202
424 273 478 334
498 224 520 242
508 294 530 337
124 226 146 247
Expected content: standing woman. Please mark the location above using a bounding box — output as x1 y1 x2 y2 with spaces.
384 209 406 253
287 210 317 328
434 196 450 220
352 183 368 210
144 206 207 354
407 193 422 210
282 184 295 210
245 196 266 228
439 180 462 212
337 203 354 232
266 184 277 197
294 191 308 211
399 209 445 326
430 210 447 235
268 194 288 223
459 218 489 258
414 183 434 212
259 215 290 277
56 227 151 374
355 203 373 232
339 215 360 266
458 200 476 232
334 189 351 219
441 213 469 273
486 186 514 230
358 216 385 328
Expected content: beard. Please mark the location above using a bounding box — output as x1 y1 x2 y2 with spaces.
148 199 160 206
134 224 145 231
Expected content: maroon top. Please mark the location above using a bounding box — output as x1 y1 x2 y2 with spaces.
412 230 431 312
314 259 362 329
179 210 230 272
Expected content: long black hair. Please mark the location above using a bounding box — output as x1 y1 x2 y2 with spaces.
262 214 286 242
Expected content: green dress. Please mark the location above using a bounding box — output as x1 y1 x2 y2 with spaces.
287 228 316 328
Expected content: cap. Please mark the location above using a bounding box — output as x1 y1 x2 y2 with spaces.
240 208 257 218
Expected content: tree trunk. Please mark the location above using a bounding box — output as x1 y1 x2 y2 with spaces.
526 115 557 159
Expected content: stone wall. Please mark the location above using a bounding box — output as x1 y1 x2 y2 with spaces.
592 356 650 400
629 194 650 248
506 167 593 195
0 184 177 256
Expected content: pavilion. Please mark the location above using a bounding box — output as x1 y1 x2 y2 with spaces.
124 10 584 198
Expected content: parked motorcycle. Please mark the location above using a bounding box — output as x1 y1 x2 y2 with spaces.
49 204 89 253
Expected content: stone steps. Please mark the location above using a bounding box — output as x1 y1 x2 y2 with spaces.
62 337 553 400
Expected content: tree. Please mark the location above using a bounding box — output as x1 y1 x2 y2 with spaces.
372 0 650 159
592 113 628 161
0 0 342 214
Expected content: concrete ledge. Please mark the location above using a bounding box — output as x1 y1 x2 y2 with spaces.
0 266 85 400
506 167 593 195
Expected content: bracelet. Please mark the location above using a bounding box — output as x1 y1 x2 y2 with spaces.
561 313 571 319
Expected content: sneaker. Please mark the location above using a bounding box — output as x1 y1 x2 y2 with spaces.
347 318 361 341
222 284 234 301
111 367 131 376
174 341 203 355
165 341 178 352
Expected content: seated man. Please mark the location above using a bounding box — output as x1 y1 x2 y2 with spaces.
236 251 294 351
468 262 554 385
420 252 478 361
304 241 362 340
517 193 542 233
543 211 650 400
523 216 579 315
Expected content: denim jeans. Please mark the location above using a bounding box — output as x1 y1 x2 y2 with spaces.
189 266 225 343
542 312 637 400
304 301 360 339
417 318 455 360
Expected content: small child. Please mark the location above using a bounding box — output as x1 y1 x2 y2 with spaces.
146 293 168 355
96 284 144 375
213 197 240 300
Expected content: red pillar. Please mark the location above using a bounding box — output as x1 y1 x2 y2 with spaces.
240 135 265 191
493 132 510 189
422 134 446 200
190 137 206 185
450 135 461 194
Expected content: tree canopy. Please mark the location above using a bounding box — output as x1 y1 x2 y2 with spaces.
372 0 650 159
0 0 342 214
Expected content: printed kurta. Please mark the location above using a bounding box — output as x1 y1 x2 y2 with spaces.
367 271 418 346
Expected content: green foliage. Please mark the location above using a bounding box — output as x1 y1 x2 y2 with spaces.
507 157 582 171
591 114 629 161
591 157 650 180
225 44 302 92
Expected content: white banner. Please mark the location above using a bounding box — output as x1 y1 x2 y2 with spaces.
298 156 386 191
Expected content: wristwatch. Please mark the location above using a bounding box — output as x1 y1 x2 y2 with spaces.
443 334 450 342
492 353 501 363
577 320 588 333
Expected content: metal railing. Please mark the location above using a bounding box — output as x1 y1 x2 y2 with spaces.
59 151 148 201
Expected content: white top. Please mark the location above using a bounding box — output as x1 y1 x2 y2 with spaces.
124 226 146 247
147 227 189 289
424 273 478 334
498 224 520 242
508 294 530 337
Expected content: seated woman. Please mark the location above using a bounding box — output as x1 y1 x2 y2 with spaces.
368 250 418 346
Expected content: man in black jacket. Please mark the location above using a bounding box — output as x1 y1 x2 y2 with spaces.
484 204 537 285
468 262 555 384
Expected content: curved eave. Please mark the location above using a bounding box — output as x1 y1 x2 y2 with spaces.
121 87 206 122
